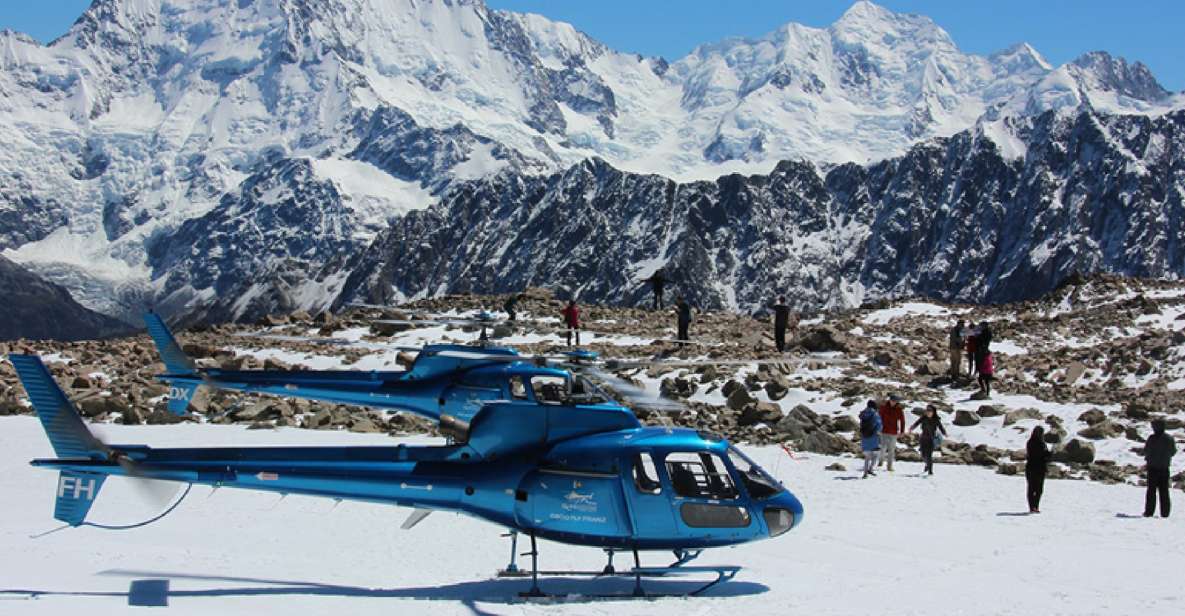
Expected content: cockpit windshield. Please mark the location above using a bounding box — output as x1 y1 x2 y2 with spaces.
727 445 784 500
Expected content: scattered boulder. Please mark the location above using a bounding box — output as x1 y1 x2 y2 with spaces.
831 415 859 432
794 430 852 456
1077 420 1125 440
1077 409 1107 425
825 462 847 472
953 410 981 426
764 378 790 401
796 326 849 353
1054 439 1096 464
660 377 698 399
349 418 382 433
726 387 756 412
1003 408 1044 426
740 402 783 427
976 405 1004 418
1063 362 1087 386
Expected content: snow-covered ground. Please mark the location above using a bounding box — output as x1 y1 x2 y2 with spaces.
0 417 1179 615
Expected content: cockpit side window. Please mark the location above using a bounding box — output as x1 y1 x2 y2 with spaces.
509 376 529 400
664 452 738 500
632 453 661 495
531 376 567 405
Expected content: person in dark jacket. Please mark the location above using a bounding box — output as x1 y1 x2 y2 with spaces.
909 405 947 476
1026 426 1052 513
647 268 668 310
560 300 581 347
502 293 524 321
975 321 993 374
965 326 979 376
1144 419 1177 518
675 296 692 342
772 296 791 352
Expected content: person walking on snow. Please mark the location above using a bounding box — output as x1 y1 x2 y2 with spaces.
949 319 965 377
859 400 883 478
675 295 693 343
772 296 791 352
878 394 906 472
647 268 668 310
1144 418 1177 518
965 325 979 376
561 300 581 347
1025 425 1051 514
909 405 947 476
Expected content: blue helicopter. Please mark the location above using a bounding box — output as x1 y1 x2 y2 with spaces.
8 317 804 597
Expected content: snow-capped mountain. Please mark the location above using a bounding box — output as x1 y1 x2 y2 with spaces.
0 0 1182 327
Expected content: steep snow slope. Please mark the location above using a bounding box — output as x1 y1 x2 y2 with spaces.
0 0 1183 324
0 417 1179 615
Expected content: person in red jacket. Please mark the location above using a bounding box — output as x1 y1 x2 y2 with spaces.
878 394 906 472
561 299 581 347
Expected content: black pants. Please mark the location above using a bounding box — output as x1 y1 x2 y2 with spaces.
1026 468 1046 511
566 328 580 347
775 326 786 352
653 289 664 309
677 321 689 341
1146 467 1172 517
920 440 935 474
507 309 516 321
967 351 976 375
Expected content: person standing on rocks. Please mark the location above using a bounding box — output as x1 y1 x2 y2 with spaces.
675 295 693 343
502 293 524 321
909 405 947 476
647 268 668 310
975 321 993 372
561 299 581 347
878 394 906 472
949 319 965 377
772 296 791 352
859 400 883 478
1026 425 1051 514
1144 418 1177 518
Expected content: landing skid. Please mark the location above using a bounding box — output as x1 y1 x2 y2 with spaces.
496 532 740 598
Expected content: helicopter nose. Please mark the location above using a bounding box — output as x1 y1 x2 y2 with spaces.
762 492 804 537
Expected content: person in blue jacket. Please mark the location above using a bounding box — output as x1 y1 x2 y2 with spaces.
859 400 883 478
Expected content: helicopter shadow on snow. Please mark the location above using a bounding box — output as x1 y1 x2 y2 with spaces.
4 568 762 611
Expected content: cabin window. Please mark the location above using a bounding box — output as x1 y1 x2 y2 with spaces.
531 376 567 405
664 452 738 500
680 503 751 528
509 376 529 400
632 453 661 495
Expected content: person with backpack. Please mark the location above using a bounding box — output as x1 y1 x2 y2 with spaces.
909 405 947 476
674 296 693 343
878 394 906 472
859 400 883 478
1025 426 1052 513
560 299 581 347
976 321 994 369
977 351 995 398
1144 418 1177 518
949 319 965 377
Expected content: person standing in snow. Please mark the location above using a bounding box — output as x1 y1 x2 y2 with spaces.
1025 425 1052 514
909 405 947 476
675 295 693 343
859 400 883 478
502 293 524 322
1144 418 1177 518
878 394 906 472
771 295 791 352
561 299 581 347
949 319 965 377
646 268 668 310
977 351 995 398
975 321 993 373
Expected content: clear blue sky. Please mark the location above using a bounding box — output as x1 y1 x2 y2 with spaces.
3 1 1181 90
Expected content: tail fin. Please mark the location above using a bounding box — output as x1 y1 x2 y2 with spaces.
54 471 108 526
8 354 107 459
144 312 201 415
144 311 195 374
